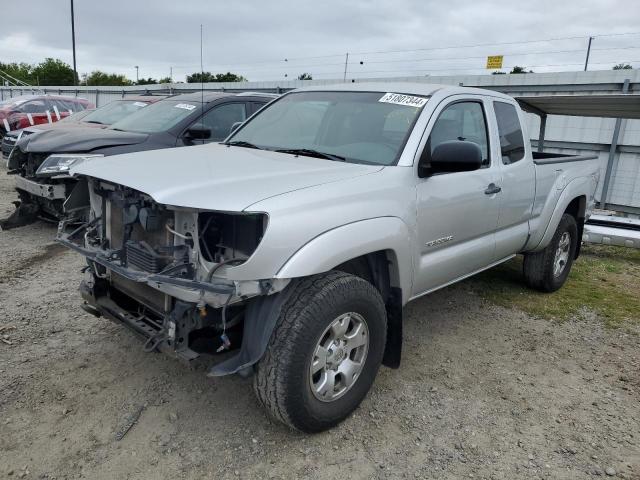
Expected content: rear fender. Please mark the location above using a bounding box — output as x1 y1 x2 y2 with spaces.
525 176 592 252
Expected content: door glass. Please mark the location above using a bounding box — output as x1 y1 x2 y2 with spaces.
493 102 525 164
200 103 247 141
427 102 490 167
20 100 47 114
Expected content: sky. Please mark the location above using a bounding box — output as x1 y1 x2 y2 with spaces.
1 0 639 83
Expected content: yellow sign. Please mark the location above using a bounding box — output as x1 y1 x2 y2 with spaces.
486 55 504 69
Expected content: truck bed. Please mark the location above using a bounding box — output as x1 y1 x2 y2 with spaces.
532 152 599 165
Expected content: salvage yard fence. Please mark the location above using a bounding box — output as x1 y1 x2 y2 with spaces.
2 69 639 216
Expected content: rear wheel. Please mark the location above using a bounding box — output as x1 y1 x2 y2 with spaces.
523 213 578 292
253 271 387 432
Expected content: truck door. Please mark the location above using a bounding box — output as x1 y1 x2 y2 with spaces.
490 100 535 260
179 102 248 146
413 96 500 296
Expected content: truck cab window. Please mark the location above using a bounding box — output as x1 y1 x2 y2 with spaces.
201 103 247 141
426 101 489 168
494 101 525 164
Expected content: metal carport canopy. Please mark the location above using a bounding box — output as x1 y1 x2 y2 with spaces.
515 94 640 119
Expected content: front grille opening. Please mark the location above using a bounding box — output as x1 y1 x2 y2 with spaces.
108 284 164 334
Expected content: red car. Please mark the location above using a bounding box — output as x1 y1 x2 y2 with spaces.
0 95 93 137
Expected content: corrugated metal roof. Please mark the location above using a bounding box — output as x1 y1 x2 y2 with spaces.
516 95 640 119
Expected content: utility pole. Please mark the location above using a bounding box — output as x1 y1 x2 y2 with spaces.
70 0 77 85
343 53 349 81
134 65 139 83
584 36 594 71
169 66 173 83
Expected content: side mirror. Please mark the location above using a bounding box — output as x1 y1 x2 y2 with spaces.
185 123 211 140
420 141 483 176
229 121 243 135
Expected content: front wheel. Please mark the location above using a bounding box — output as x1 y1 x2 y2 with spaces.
523 213 578 292
253 271 387 432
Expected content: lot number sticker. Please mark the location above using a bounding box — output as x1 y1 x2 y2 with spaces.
133 102 148 107
175 103 197 111
379 93 428 108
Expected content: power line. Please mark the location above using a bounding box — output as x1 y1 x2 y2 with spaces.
167 32 640 71
272 60 639 79
201 45 638 73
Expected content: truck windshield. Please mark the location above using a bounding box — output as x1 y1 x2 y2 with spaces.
228 91 428 165
110 100 199 133
82 100 149 125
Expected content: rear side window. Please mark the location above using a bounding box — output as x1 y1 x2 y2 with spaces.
494 102 525 164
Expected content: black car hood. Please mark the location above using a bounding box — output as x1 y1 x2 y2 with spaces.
22 127 148 153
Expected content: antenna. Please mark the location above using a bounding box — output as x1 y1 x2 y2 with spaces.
200 24 204 127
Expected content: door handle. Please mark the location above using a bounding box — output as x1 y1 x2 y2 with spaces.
484 183 502 195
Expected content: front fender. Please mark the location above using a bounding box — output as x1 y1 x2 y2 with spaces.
275 216 414 305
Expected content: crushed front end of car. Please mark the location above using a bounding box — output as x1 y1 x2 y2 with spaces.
57 176 288 374
2 146 97 228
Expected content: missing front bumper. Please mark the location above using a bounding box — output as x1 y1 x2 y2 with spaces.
15 175 67 200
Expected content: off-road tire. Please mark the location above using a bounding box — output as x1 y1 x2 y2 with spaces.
253 271 387 432
523 213 578 292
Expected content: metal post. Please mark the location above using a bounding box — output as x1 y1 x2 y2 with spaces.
600 79 630 209
170 67 173 83
584 36 593 72
538 114 547 153
135 66 139 83
343 53 349 81
70 0 77 85
95 89 99 108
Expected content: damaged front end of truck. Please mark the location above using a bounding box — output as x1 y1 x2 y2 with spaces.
57 176 289 376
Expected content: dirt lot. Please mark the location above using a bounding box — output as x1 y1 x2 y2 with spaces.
1 167 638 480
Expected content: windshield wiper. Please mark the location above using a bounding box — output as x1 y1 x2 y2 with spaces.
225 140 261 150
85 120 104 125
275 148 346 162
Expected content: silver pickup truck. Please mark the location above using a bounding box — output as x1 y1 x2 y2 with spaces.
58 83 600 432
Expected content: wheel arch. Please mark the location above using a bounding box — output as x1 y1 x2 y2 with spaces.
209 218 413 376
526 176 591 253
564 195 587 258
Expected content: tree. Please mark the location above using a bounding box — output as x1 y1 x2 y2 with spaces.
85 70 133 86
298 73 313 80
32 58 77 85
0 58 77 86
0 62 34 85
613 63 633 70
186 71 247 83
158 77 172 83
509 66 533 74
136 77 158 85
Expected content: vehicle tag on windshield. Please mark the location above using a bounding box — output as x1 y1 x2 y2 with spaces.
133 102 147 107
379 93 428 108
175 103 197 111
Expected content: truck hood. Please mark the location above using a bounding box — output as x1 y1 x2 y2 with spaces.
72 143 383 211
22 127 148 153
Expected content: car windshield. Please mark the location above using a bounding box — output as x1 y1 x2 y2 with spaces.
110 99 199 133
227 91 428 165
81 100 149 125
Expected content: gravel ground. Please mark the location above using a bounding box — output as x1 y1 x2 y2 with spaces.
0 167 638 479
